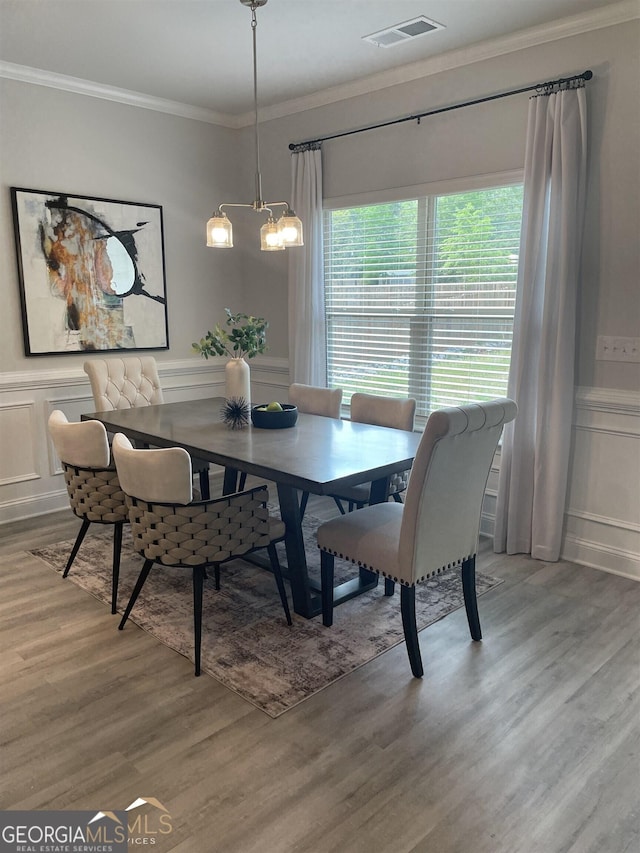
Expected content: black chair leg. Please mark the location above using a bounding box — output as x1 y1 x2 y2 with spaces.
238 472 247 491
193 566 205 676
267 543 292 625
214 564 221 590
63 518 90 577
199 468 210 500
462 555 482 641
384 577 395 596
392 492 403 503
332 497 346 515
400 585 423 678
299 491 309 520
119 559 153 630
111 522 124 614
320 550 335 627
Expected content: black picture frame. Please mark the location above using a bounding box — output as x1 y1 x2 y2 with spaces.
11 187 169 355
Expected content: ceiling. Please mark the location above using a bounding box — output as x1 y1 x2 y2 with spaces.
0 0 628 120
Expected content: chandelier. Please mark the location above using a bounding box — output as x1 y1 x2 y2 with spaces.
206 0 304 251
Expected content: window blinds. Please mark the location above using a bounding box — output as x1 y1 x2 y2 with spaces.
323 184 524 417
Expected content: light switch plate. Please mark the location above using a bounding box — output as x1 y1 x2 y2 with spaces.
596 336 640 362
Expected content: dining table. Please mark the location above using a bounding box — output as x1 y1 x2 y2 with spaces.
83 396 422 619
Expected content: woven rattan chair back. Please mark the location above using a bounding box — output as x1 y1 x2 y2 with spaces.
112 433 291 676
48 410 128 614
127 487 275 567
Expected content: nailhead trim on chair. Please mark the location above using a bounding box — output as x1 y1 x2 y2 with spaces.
317 545 475 587
64 463 129 525
127 488 279 567
389 470 410 494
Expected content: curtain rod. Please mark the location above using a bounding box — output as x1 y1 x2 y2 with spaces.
289 70 593 152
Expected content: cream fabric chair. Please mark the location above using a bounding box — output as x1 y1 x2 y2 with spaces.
112 433 292 676
317 398 517 678
84 356 211 499
288 383 343 517
83 356 164 409
288 383 343 418
331 392 417 512
48 410 128 614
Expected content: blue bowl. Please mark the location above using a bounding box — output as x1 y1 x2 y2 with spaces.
251 404 298 429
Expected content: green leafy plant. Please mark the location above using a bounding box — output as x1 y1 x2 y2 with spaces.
192 309 268 360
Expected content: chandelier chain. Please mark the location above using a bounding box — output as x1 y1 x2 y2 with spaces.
251 4 262 206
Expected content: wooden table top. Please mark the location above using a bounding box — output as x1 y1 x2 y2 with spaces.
84 396 421 495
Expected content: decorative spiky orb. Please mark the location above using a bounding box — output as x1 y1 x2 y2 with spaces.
221 397 250 430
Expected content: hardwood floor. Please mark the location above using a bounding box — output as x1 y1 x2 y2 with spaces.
1 498 638 853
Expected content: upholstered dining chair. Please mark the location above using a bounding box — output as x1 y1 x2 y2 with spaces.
287 383 343 518
111 433 292 676
288 383 343 419
84 356 211 499
48 410 128 614
317 398 517 678
330 392 417 513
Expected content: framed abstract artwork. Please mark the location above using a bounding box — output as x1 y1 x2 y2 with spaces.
11 187 169 355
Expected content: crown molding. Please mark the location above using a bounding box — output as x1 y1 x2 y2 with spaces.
1 0 638 129
0 61 238 128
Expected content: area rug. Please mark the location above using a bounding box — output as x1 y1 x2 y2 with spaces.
30 514 502 717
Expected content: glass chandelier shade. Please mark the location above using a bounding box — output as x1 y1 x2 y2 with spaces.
206 211 233 248
260 216 284 251
206 0 303 252
277 209 304 246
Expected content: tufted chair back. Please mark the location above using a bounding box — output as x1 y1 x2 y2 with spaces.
84 356 164 411
111 433 292 675
317 398 517 678
84 356 211 500
289 383 342 419
47 410 128 613
399 398 518 585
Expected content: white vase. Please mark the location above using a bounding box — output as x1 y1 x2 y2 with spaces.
225 357 251 407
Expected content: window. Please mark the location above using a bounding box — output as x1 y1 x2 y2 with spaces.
323 182 524 418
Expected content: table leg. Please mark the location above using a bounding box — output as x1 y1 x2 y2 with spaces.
276 482 319 618
222 467 239 495
369 475 390 505
356 475 390 589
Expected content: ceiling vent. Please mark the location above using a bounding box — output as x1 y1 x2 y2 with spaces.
363 16 444 48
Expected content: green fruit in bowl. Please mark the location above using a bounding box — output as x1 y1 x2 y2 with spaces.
257 406 267 411
266 401 283 412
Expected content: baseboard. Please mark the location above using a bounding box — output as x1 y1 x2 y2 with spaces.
0 487 69 524
561 534 640 581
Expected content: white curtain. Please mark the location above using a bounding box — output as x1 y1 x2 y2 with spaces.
494 86 588 561
288 145 325 385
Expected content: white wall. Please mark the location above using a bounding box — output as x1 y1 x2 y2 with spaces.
0 18 638 578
